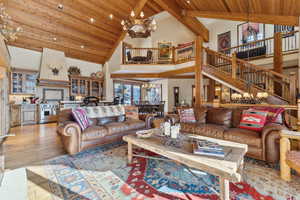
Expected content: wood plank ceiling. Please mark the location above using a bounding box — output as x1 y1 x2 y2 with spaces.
4 0 163 64
180 0 300 26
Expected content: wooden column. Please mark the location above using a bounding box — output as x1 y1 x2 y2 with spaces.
232 52 237 79
290 72 297 105
208 78 215 102
172 47 176 64
195 36 203 110
280 135 291 181
274 32 283 96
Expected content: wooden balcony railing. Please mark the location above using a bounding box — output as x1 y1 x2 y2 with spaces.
122 42 195 65
220 31 299 60
205 48 296 104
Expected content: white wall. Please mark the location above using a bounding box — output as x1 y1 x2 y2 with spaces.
205 20 276 51
167 79 194 112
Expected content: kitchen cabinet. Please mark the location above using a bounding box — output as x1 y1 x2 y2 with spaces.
10 68 38 95
21 104 37 125
69 75 103 98
10 105 21 127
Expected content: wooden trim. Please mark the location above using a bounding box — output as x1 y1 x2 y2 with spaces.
195 36 203 109
153 0 209 42
185 10 299 26
11 68 39 74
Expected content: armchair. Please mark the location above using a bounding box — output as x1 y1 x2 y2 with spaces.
280 130 300 181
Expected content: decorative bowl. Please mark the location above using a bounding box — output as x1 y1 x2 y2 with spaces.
136 129 155 138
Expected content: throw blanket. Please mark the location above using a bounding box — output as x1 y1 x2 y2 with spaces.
253 107 285 124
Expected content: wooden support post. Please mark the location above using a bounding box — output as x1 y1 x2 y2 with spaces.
232 52 237 79
195 36 203 110
280 136 291 181
172 47 176 64
274 32 283 96
208 78 215 102
219 177 230 200
128 142 133 164
297 99 300 132
290 72 297 105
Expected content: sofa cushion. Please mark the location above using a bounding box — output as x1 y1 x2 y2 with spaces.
206 108 232 127
224 128 262 148
83 105 125 118
98 117 118 126
104 122 130 135
82 126 108 141
125 119 146 130
194 124 227 139
180 122 201 134
232 108 248 128
239 109 268 132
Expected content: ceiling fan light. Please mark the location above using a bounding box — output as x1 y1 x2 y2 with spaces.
121 20 125 25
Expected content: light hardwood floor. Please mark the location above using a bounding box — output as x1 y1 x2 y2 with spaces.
4 123 66 169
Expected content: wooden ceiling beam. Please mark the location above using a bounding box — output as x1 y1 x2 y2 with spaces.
152 0 209 42
111 73 160 79
8 37 106 64
105 0 149 62
6 7 113 49
185 10 299 26
9 0 117 43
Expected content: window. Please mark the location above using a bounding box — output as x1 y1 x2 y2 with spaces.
113 81 141 105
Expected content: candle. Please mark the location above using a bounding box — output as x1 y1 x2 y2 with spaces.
164 122 171 136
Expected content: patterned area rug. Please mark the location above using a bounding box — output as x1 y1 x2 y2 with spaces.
27 142 300 200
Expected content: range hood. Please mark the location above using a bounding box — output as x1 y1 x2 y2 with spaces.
38 48 70 87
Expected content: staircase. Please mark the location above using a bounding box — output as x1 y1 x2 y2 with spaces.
202 48 296 105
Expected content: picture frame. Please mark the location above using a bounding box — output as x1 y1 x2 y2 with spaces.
237 22 265 46
158 42 172 63
218 31 231 54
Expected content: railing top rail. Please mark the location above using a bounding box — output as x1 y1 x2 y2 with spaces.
220 30 299 53
125 47 159 50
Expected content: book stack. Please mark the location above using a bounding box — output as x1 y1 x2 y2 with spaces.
193 140 225 158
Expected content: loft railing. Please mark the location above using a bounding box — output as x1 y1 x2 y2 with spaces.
122 42 195 65
220 31 299 59
204 48 296 104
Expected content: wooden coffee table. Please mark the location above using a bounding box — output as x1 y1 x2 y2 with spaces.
123 134 248 200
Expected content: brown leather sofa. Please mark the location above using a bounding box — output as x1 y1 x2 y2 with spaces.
57 109 150 154
161 107 287 163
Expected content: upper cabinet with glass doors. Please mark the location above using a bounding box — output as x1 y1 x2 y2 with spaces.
10 68 38 95
69 75 104 98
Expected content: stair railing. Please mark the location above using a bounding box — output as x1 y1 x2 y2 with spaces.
204 48 296 104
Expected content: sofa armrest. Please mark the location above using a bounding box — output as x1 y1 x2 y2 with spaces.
261 123 287 163
58 121 82 155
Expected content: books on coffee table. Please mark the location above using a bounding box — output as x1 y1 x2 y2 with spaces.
192 140 225 158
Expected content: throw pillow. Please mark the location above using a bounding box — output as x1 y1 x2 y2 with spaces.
179 108 196 123
206 108 232 127
72 108 91 131
125 106 139 120
239 109 268 132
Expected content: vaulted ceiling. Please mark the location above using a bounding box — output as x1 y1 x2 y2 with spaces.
3 0 300 64
4 0 163 64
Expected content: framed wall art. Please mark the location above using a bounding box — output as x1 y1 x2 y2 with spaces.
158 42 172 63
218 31 231 53
237 22 265 46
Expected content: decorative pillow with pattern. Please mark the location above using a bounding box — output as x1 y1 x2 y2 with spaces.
253 107 285 124
179 108 196 123
239 109 268 132
72 108 91 131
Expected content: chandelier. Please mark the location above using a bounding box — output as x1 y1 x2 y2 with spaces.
0 3 22 41
121 10 157 38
